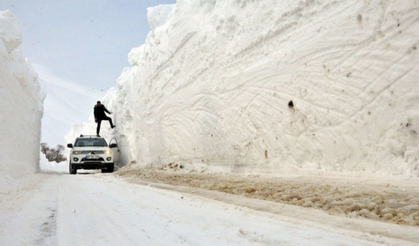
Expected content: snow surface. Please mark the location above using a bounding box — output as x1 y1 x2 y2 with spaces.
39 154 67 173
0 10 44 186
1 173 415 246
93 0 419 178
120 166 419 227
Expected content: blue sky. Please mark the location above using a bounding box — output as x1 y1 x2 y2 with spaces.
0 0 176 90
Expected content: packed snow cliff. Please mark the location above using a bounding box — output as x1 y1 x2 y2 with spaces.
74 0 419 178
0 10 45 185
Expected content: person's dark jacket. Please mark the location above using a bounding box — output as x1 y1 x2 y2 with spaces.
94 105 110 120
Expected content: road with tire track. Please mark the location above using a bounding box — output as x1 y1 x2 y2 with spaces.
0 171 414 246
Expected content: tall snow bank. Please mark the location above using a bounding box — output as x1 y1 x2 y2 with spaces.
147 4 174 32
115 0 419 177
0 10 21 52
0 10 45 185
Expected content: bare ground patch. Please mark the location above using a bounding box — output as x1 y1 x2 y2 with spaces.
116 166 419 227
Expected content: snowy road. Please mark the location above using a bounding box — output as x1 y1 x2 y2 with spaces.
0 172 416 246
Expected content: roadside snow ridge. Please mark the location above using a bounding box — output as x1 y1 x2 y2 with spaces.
97 1 419 177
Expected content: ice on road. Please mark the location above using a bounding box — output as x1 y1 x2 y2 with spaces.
0 172 414 246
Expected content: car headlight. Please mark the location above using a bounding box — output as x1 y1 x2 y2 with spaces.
105 149 112 155
72 151 82 155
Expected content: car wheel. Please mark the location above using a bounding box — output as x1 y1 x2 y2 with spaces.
101 165 114 173
108 166 114 173
69 163 77 175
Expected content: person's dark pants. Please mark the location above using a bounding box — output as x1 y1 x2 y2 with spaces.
96 116 114 135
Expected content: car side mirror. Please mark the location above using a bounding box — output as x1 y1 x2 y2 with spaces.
109 143 118 148
67 143 73 148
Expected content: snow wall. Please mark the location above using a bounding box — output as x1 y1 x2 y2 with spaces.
98 0 419 177
0 10 45 184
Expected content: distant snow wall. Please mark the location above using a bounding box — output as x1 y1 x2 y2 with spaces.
115 0 419 177
0 10 45 182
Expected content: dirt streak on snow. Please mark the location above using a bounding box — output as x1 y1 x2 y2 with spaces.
116 166 419 229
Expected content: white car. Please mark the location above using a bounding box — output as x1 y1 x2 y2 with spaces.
67 135 120 174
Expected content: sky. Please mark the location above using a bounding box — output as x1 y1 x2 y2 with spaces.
0 0 176 91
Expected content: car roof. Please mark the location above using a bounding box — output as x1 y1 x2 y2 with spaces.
76 135 105 140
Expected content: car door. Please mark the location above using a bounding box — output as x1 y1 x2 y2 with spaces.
109 138 120 164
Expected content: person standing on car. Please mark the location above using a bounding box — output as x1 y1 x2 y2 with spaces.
94 101 115 136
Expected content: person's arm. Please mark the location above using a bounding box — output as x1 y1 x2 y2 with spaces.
103 105 111 114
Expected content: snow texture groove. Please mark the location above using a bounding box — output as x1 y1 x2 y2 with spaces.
69 0 419 178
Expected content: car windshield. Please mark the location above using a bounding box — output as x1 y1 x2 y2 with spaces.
75 138 107 147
